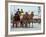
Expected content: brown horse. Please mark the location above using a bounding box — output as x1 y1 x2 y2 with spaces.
20 12 34 28
20 13 28 27
13 14 20 28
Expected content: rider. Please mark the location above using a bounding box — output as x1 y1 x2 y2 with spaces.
31 11 34 28
13 9 20 28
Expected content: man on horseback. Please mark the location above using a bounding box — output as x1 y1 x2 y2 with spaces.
23 12 29 27
25 12 29 27
13 9 20 28
20 9 24 27
30 11 34 28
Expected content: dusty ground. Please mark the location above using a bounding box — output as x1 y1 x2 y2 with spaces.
10 23 41 31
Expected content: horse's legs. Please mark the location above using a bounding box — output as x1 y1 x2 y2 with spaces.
20 21 23 27
25 24 26 27
13 21 14 28
29 22 30 28
25 22 27 28
32 20 33 28
16 23 17 28
16 21 18 28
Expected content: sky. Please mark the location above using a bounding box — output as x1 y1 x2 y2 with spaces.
9 5 41 16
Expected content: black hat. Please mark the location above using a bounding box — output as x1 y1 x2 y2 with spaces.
18 9 19 10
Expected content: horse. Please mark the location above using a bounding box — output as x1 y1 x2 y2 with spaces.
20 14 28 27
13 14 20 28
27 14 34 28
20 12 34 28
